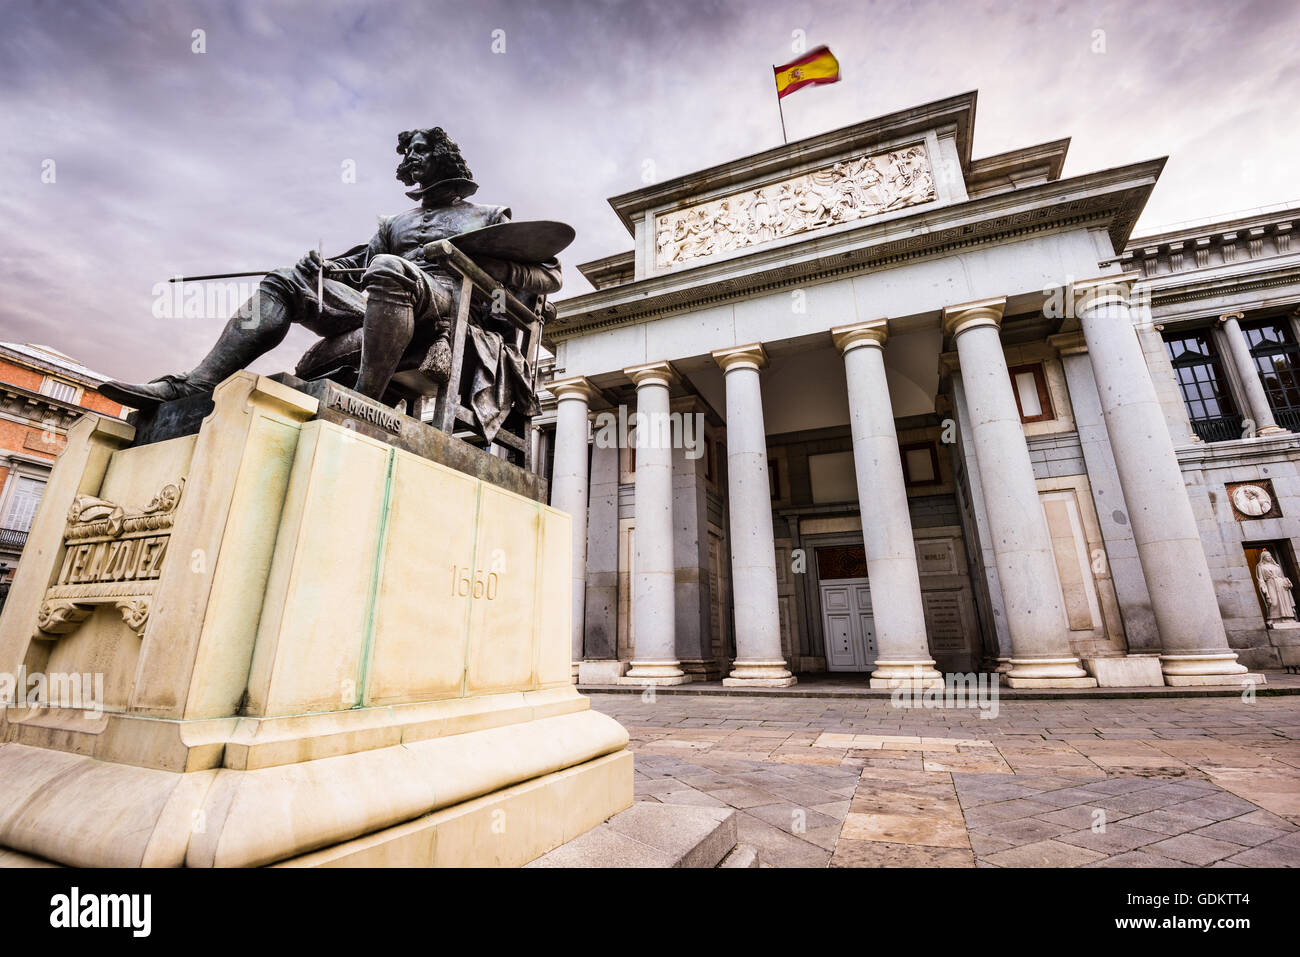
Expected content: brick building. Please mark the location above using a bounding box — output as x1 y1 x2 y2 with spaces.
0 343 126 589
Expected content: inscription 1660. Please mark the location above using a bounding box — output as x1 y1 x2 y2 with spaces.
450 564 501 600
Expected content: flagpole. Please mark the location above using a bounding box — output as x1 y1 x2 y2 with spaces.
772 66 788 144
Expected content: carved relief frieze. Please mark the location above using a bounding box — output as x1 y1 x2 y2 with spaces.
32 479 185 642
654 144 936 269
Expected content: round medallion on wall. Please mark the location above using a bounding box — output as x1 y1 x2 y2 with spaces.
1231 483 1273 518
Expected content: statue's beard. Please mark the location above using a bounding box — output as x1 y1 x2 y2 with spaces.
396 155 435 186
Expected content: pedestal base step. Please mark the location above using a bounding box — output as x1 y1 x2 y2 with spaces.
1082 655 1165 688
526 803 741 868
1164 673 1265 687
722 676 797 688
718 844 760 868
1002 676 1098 689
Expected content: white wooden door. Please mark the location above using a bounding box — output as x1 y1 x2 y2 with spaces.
820 578 877 672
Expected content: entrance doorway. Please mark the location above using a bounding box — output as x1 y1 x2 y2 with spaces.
817 544 877 672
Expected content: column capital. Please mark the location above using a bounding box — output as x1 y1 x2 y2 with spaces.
548 375 600 403
1047 332 1088 356
830 318 889 354
1071 271 1144 313
1216 311 1246 326
623 360 679 389
711 342 769 373
941 296 1006 338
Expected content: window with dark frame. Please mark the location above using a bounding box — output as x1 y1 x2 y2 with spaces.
1162 329 1243 443
1243 317 1300 432
899 441 942 487
1007 363 1054 423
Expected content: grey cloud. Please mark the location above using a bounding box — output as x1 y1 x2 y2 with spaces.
0 0 1296 379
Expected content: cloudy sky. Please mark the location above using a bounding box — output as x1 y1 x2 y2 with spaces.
1 0 1296 381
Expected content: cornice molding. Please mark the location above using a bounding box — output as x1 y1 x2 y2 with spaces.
554 159 1162 341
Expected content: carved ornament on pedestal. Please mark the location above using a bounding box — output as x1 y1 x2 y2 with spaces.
33 479 185 641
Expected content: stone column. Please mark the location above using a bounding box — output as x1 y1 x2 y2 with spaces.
1218 311 1286 435
621 362 688 684
711 344 795 687
1074 276 1254 685
941 297 1094 687
548 376 598 679
1048 333 1159 652
577 439 623 684
670 396 719 681
832 320 943 689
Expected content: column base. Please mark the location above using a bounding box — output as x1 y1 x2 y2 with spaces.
868 660 945 690
678 658 725 681
619 660 693 685
1003 656 1097 688
722 660 796 688
1160 653 1263 687
578 659 628 685
1258 425 1289 436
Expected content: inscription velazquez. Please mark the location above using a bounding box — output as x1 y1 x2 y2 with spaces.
328 390 404 435
57 536 169 586
34 479 185 641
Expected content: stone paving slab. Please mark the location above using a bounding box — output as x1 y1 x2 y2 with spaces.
592 690 1300 868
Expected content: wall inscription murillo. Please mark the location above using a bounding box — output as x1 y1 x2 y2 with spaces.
654 143 936 269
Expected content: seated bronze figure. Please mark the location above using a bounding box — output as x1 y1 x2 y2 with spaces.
101 127 570 446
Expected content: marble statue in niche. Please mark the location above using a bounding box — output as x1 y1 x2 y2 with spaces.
1257 549 1298 626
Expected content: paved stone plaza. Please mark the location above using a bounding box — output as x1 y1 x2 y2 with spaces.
588 689 1300 867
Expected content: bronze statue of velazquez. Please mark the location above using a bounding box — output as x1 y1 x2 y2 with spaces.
102 127 564 441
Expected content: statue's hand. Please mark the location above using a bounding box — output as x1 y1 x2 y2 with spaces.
298 249 334 275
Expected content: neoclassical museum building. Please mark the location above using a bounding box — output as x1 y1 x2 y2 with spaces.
537 91 1300 690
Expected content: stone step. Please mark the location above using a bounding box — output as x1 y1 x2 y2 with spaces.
718 843 760 868
526 803 738 868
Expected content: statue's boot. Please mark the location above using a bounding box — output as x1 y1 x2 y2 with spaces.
354 295 414 400
100 291 292 408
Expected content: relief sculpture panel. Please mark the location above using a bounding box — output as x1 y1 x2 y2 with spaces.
654 143 936 268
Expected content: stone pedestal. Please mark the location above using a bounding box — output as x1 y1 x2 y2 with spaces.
1082 655 1165 688
0 373 631 867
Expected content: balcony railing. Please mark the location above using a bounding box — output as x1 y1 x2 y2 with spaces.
1272 407 1300 433
0 528 29 550
1189 415 1245 444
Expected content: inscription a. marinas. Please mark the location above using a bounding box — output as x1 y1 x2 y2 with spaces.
329 390 403 435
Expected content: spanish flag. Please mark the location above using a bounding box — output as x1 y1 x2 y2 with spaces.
773 45 840 98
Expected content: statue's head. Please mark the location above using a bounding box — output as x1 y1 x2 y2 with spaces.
395 128 473 189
